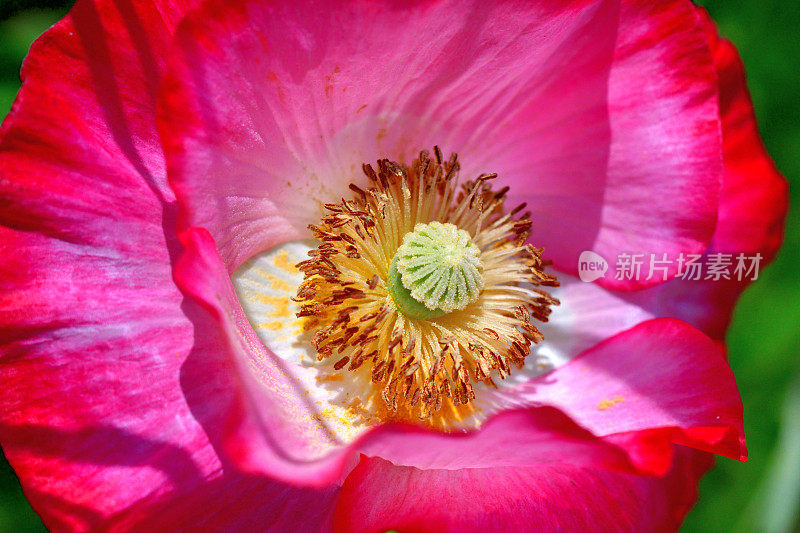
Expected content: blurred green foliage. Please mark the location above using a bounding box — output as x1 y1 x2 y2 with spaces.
0 1 797 532
0 5 69 119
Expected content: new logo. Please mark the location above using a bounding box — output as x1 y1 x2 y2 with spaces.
578 250 608 282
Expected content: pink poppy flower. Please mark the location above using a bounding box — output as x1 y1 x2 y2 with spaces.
0 0 787 531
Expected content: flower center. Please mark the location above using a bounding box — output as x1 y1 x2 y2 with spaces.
387 221 484 320
295 147 558 423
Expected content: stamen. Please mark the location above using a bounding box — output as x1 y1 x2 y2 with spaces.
295 148 558 423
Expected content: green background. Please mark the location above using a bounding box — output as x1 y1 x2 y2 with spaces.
0 1 797 531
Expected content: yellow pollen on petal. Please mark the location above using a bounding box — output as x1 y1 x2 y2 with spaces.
598 396 626 411
274 250 300 274
269 276 292 292
294 147 559 425
255 320 285 331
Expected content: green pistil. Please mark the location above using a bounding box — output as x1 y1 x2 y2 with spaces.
387 221 484 319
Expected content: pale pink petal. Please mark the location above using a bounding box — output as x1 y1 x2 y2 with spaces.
161 0 721 279
488 318 745 473
530 274 657 369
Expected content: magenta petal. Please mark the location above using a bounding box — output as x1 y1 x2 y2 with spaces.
174 227 363 486
488 318 745 470
1 0 755 526
160 0 721 280
493 0 724 290
113 475 339 531
0 0 336 529
335 446 713 532
616 8 790 341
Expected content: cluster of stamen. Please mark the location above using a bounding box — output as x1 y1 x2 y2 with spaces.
295 147 558 422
